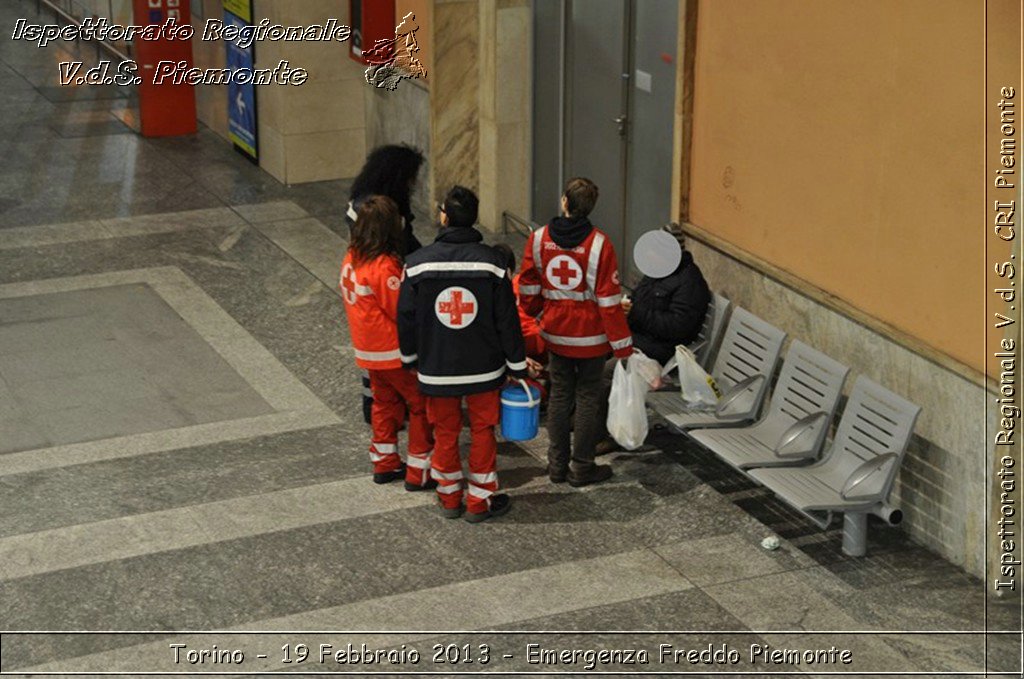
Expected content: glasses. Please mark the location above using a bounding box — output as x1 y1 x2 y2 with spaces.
437 202 446 214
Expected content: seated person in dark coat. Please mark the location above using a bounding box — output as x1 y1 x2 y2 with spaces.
596 223 711 453
624 222 711 365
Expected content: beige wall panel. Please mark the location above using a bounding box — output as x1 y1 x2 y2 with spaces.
689 0 984 370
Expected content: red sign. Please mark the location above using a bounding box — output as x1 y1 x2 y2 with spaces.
132 0 197 137
349 0 395 65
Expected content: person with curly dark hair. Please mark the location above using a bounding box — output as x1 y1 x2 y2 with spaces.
347 145 426 423
347 144 426 256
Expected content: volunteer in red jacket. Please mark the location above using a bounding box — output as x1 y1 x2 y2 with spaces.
398 186 528 522
519 177 633 486
493 243 546 360
341 195 435 490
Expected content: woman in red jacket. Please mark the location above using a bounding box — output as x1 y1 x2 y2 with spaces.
341 196 435 490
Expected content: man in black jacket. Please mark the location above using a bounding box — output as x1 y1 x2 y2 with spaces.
625 223 711 365
598 223 710 452
398 186 527 522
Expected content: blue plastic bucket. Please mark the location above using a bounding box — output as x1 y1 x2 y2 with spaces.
500 379 541 441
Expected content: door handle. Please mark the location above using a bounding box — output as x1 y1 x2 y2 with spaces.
613 115 627 137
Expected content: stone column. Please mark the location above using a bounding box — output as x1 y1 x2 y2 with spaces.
478 0 531 231
364 0 433 215
430 0 480 209
430 0 531 232
190 0 230 141
254 0 367 184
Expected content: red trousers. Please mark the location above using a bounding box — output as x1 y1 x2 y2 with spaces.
369 368 433 486
426 390 501 515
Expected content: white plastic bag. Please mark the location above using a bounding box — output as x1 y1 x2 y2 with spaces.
629 350 663 390
606 359 649 450
675 344 720 407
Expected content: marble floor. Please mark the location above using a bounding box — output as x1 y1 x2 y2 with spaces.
0 0 1018 676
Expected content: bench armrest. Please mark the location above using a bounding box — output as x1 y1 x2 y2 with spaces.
840 453 899 503
715 374 764 419
774 411 829 460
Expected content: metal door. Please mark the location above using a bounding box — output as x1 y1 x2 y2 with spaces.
531 0 565 225
564 0 630 242
624 0 678 282
531 0 628 235
531 0 679 279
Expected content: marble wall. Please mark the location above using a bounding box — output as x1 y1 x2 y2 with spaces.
686 238 990 577
430 0 480 208
193 0 367 182
193 0 531 209
253 0 367 184
191 0 229 141
478 0 531 231
364 83 432 215
428 0 532 231
191 0 531 208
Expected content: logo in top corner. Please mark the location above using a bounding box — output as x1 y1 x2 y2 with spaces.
363 12 427 91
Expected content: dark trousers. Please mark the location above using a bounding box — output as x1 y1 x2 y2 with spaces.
595 356 618 442
547 353 607 472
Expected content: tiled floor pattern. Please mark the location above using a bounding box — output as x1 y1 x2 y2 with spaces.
0 202 1011 676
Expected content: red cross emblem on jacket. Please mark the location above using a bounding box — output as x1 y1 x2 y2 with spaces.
340 263 359 305
435 286 478 328
545 255 583 290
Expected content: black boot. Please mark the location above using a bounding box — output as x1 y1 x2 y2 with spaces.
373 463 407 484
405 478 439 492
464 494 512 523
567 464 613 488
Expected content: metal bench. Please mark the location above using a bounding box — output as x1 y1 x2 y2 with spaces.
688 292 731 369
688 340 849 471
648 306 786 430
748 376 921 556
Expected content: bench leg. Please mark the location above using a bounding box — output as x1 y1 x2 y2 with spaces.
842 512 868 556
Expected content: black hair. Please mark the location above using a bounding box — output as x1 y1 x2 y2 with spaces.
349 145 425 220
492 243 515 272
442 185 479 229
